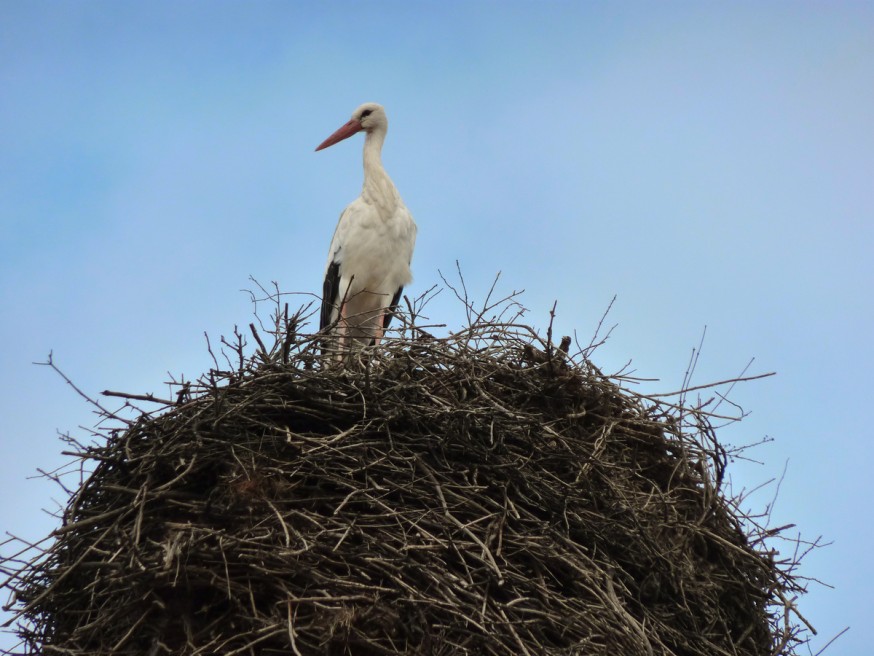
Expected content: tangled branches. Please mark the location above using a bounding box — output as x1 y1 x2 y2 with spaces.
1 285 814 655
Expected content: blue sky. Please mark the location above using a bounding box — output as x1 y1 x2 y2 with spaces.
1 2 872 652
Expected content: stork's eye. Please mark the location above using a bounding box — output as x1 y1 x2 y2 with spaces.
360 109 373 118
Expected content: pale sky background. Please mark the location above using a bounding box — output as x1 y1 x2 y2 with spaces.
1 2 872 653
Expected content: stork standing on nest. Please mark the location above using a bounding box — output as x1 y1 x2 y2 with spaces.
316 102 417 356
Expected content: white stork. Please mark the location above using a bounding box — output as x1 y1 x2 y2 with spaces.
316 102 417 356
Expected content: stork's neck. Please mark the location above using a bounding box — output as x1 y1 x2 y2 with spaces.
361 128 400 214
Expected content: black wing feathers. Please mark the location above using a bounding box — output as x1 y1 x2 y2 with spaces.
381 286 404 331
320 261 341 330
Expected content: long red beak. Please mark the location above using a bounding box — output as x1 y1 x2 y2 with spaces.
315 118 363 151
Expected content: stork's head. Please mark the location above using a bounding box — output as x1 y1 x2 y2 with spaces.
315 103 387 152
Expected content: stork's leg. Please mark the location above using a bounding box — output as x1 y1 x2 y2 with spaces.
335 302 349 361
371 309 388 347
372 324 384 347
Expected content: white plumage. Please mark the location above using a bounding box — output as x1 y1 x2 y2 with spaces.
316 103 417 354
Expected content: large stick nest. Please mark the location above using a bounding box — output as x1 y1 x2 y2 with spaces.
1 289 812 655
